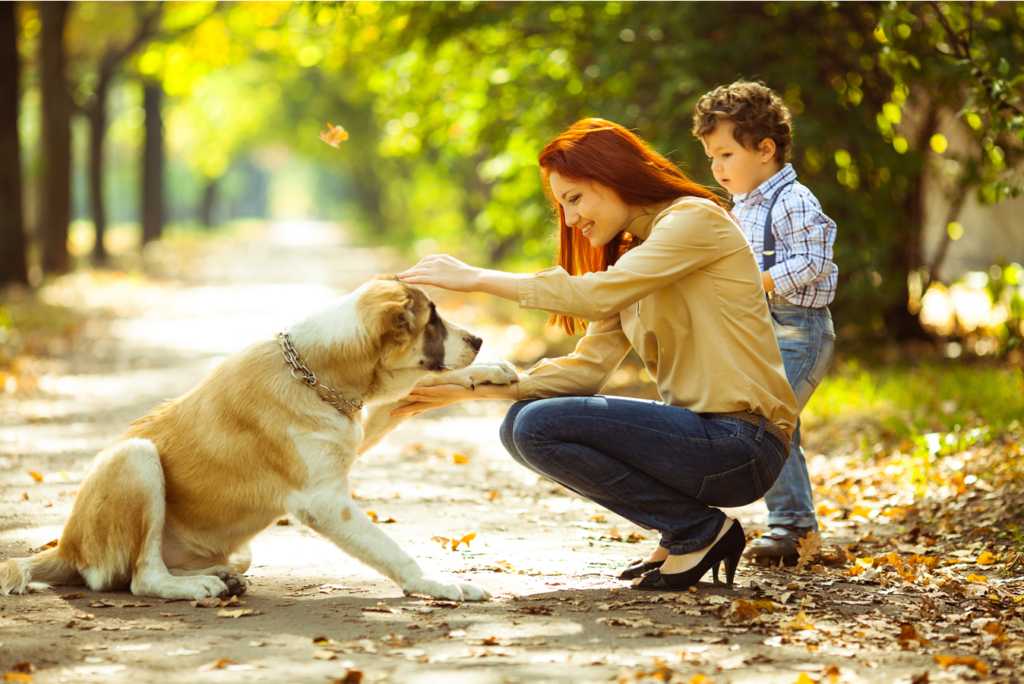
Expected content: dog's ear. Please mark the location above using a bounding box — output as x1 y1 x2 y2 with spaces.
379 296 419 344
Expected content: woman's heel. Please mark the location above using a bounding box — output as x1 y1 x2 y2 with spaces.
722 547 742 588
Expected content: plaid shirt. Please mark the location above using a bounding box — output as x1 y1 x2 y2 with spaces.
731 164 838 308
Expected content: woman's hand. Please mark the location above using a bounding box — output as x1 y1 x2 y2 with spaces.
399 254 520 301
398 255 481 292
390 384 477 416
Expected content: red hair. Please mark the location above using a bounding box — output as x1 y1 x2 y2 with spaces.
538 118 725 334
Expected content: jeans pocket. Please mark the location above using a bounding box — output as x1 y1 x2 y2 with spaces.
696 460 765 508
806 330 836 390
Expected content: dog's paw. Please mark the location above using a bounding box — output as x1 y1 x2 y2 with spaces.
214 570 249 597
424 359 517 391
469 358 518 386
403 577 491 602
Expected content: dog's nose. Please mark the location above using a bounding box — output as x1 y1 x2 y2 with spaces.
467 335 483 353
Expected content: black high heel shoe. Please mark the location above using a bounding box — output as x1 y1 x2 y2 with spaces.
631 521 745 591
618 558 665 580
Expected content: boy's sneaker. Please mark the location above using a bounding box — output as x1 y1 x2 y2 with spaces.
743 525 813 560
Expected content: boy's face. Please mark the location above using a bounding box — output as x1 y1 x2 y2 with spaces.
701 120 781 195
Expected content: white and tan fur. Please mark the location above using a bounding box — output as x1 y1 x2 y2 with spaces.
0 277 516 602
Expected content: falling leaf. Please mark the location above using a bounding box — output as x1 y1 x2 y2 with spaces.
29 471 44 483
318 123 349 148
976 552 996 565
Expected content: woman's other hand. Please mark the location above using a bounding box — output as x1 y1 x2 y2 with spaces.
398 254 480 292
390 384 477 416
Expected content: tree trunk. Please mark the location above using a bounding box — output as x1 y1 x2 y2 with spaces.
141 81 164 244
883 102 937 341
39 1 71 275
88 79 109 266
0 2 28 286
199 178 217 228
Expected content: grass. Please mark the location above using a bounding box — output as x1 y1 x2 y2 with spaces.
804 355 1023 447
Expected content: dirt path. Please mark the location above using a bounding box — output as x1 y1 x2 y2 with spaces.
1 224 1019 684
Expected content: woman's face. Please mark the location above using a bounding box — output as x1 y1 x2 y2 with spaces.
548 172 641 249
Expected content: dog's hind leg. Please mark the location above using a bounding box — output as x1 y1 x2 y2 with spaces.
77 439 230 600
288 486 490 602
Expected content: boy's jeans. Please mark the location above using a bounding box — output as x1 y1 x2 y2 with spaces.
765 298 835 531
499 397 789 555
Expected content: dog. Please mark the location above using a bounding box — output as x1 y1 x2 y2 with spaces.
0 276 516 602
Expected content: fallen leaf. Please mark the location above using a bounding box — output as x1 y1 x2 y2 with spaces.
363 602 395 614
276 518 291 526
4 674 34 683
329 671 364 684
366 510 379 523
198 659 236 671
58 593 84 600
452 533 476 550
452 453 469 464
795 531 822 572
312 649 337 661
899 623 933 646
318 123 349 148
966 573 988 584
216 608 261 618
28 471 43 483
934 654 987 674
976 552 996 565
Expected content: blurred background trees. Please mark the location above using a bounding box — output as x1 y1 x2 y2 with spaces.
1 0 1022 355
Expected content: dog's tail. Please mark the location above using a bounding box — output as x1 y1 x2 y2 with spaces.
0 547 81 595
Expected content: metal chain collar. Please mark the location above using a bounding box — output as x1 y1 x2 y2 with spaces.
276 331 365 415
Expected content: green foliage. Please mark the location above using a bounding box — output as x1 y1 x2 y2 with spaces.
878 1 1024 201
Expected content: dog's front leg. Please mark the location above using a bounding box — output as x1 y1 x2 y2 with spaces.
358 402 414 456
287 487 489 602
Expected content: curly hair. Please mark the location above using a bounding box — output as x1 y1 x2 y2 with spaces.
692 81 792 164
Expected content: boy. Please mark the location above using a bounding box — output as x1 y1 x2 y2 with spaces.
693 81 837 562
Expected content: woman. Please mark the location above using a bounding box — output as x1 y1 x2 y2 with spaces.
398 119 797 591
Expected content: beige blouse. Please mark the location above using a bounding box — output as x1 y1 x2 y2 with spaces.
514 196 799 439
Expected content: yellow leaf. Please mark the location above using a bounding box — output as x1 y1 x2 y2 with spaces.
976 552 997 565
452 453 469 464
452 533 476 550
4 673 34 683
366 510 379 523
28 471 43 483
850 504 871 519
966 573 988 584
689 675 711 684
317 123 349 148
794 674 816 684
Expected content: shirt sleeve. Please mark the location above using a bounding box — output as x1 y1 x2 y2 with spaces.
767 188 837 296
517 314 633 400
517 201 731 321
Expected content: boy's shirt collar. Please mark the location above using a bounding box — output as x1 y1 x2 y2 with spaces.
732 163 796 205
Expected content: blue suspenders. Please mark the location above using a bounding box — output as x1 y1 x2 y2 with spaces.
761 180 796 271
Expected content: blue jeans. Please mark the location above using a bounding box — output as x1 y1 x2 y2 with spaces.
765 300 835 530
499 397 789 555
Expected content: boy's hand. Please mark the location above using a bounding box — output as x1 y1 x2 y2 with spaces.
761 270 775 293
